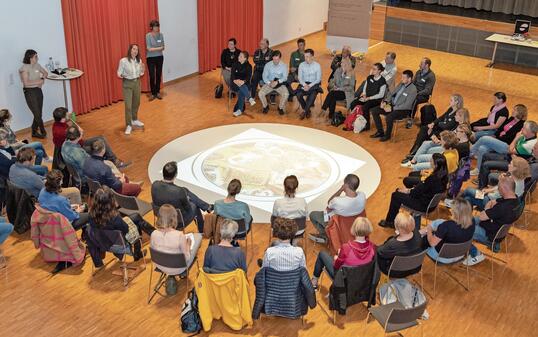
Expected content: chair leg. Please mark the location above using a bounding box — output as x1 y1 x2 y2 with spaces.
147 266 154 304
466 254 470 291
433 262 438 299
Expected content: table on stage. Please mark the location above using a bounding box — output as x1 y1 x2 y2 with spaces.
47 68 83 110
485 33 538 67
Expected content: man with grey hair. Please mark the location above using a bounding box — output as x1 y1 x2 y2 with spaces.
329 45 356 80
381 51 397 89
251 38 273 98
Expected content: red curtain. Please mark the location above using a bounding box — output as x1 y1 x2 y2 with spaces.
61 0 158 114
197 0 263 73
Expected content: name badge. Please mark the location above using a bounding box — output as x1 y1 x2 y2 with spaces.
345 76 350 79
295 58 300 61
157 40 162 43
402 93 408 96
421 78 426 82
369 79 374 83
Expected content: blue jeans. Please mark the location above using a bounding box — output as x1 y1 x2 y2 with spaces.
21 142 48 165
469 218 491 257
471 136 509 171
30 165 48 176
313 250 335 279
412 141 442 162
232 84 251 112
474 129 496 141
0 217 14 244
462 187 491 210
412 154 434 171
426 219 465 263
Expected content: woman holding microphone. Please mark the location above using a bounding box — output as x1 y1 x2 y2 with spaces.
19 49 48 138
117 44 145 135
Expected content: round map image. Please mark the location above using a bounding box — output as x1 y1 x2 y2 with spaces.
196 139 337 199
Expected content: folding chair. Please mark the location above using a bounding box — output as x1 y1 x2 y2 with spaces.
429 239 473 298
151 203 191 231
387 250 427 295
111 189 152 218
147 247 199 304
218 216 253 264
402 192 446 227
366 300 427 337
477 224 512 281
269 216 308 258
86 178 102 198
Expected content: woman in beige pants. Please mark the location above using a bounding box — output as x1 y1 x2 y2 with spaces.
117 44 145 135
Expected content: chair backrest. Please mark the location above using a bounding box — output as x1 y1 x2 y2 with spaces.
86 178 102 196
149 247 187 270
437 239 473 260
426 192 446 213
65 163 82 188
153 203 187 229
111 189 139 210
522 178 537 202
493 224 512 243
270 216 307 233
387 300 428 326
388 250 427 276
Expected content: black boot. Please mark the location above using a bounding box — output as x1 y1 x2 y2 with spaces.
52 261 73 274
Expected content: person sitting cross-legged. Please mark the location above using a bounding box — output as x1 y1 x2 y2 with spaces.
295 49 321 119
462 174 521 266
258 50 289 115
310 217 376 288
150 204 202 293
151 161 212 232
203 219 247 273
320 58 355 124
309 174 366 244
420 197 475 263
83 139 142 197
370 69 417 141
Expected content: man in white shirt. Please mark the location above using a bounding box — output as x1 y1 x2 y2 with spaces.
296 49 322 120
381 52 397 90
308 174 366 243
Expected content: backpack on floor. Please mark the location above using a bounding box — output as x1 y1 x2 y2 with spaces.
180 288 202 335
353 115 368 133
331 111 346 127
214 84 224 99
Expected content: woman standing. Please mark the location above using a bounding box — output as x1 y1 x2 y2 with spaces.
117 44 145 135
19 49 48 138
146 20 165 101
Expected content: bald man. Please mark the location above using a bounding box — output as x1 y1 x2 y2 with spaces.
251 38 273 98
463 174 521 266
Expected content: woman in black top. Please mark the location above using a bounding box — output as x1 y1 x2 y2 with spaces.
380 153 449 228
377 212 423 277
403 94 464 162
492 105 527 144
231 51 254 117
471 92 509 141
348 63 387 131
89 187 155 260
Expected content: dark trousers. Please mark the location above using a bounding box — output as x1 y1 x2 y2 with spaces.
371 106 410 137
147 56 164 96
349 98 383 128
183 189 210 232
403 172 422 189
71 212 90 231
411 94 430 119
478 152 510 188
251 69 263 98
322 90 346 118
385 190 427 223
83 136 117 163
286 72 299 96
313 251 335 279
296 84 320 113
23 87 45 134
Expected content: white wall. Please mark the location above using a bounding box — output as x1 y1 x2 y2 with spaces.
0 0 71 132
263 0 329 46
158 0 199 81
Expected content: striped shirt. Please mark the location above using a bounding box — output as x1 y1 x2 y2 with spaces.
262 242 306 271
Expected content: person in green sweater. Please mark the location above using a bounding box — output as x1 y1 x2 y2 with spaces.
285 38 306 100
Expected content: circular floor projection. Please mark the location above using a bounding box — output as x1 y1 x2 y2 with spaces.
148 123 381 222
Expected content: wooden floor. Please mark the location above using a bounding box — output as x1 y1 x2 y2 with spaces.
2 28 538 337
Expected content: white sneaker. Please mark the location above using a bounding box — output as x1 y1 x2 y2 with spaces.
400 161 413 168
470 168 479 176
233 110 243 117
43 156 53 163
462 253 485 266
132 120 144 127
249 98 256 106
444 198 453 208
124 125 132 135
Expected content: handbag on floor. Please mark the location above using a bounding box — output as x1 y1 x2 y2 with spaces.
343 105 364 130
214 84 224 98
180 288 202 335
379 278 429 320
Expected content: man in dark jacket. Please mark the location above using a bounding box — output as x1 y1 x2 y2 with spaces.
83 140 142 196
250 38 273 98
220 37 241 91
408 57 436 128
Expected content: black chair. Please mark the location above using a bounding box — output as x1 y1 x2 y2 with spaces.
217 216 253 264
151 203 189 231
401 192 446 227
147 247 199 304
86 178 102 198
111 189 152 218
5 180 35 234
65 162 84 192
269 216 308 257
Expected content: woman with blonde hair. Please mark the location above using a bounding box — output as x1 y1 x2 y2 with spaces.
463 157 530 210
421 197 475 263
311 217 375 288
402 94 464 164
150 204 202 293
377 212 423 277
321 57 356 122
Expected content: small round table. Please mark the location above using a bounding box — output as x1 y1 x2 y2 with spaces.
47 68 84 111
